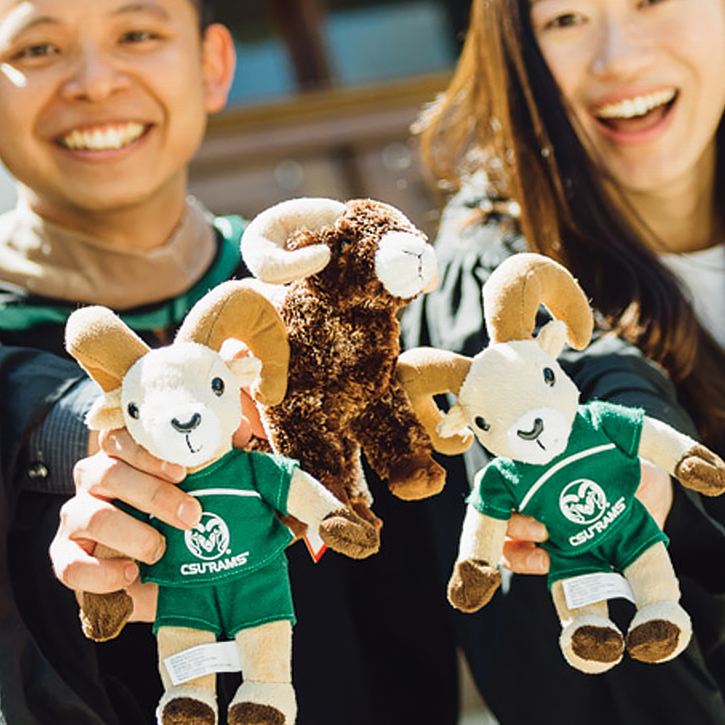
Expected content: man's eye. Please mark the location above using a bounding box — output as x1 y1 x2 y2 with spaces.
15 43 59 60
120 30 161 44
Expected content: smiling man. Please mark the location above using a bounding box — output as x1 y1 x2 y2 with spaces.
0 1 240 723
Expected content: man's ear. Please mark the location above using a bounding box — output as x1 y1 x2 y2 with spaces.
202 23 237 114
86 389 125 431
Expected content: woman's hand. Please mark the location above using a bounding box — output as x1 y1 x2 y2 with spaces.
499 459 673 576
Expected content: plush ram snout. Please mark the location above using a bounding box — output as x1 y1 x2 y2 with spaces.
90 343 251 467
374 230 438 298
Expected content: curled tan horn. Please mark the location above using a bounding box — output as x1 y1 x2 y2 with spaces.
483 253 593 349
65 306 151 392
241 197 346 284
175 280 289 406
397 347 474 456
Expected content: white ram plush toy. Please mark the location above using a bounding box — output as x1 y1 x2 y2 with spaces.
65 280 379 725
397 253 725 674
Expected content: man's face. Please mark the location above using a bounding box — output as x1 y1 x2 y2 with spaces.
0 0 230 215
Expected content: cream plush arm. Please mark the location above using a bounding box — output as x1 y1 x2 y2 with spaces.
447 506 508 613
286 468 380 559
639 416 725 497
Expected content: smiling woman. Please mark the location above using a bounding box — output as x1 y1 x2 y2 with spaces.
406 0 725 723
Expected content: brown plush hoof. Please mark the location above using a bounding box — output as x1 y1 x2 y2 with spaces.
161 697 216 725
228 702 286 725
627 620 680 663
319 508 381 559
572 625 624 663
447 559 500 613
350 500 383 531
79 590 133 642
388 453 446 501
675 444 725 496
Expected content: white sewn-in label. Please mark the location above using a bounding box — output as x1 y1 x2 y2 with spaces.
164 641 241 686
562 572 636 610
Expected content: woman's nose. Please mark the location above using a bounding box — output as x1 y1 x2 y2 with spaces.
590 18 655 80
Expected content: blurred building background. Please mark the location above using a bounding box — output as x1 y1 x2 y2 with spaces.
189 0 470 236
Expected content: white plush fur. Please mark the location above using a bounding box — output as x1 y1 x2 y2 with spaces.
374 230 438 299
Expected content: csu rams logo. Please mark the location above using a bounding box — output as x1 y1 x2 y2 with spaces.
185 512 231 560
559 479 608 525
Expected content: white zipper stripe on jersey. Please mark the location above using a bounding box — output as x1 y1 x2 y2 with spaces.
519 443 617 512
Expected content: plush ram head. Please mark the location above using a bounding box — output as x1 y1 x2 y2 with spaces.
240 197 438 303
398 253 594 466
65 280 289 468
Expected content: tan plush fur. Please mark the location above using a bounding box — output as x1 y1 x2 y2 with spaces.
242 198 447 529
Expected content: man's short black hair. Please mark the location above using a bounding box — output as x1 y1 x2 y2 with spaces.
191 0 215 28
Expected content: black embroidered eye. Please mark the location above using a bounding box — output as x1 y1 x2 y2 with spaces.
474 416 491 432
543 367 556 387
211 377 225 396
127 402 140 419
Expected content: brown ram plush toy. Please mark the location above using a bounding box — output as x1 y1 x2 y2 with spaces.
241 198 468 532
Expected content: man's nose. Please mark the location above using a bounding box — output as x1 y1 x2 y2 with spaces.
60 44 131 102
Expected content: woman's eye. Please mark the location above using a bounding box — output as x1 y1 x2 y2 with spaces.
543 12 583 30
474 416 491 432
543 367 556 387
211 377 225 396
127 402 140 420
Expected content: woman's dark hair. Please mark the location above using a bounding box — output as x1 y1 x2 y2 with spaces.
418 0 725 448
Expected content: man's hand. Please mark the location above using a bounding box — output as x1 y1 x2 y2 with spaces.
50 428 195 622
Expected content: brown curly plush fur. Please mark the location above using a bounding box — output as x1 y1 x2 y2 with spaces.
262 200 445 527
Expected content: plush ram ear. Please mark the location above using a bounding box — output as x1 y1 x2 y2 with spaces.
176 280 289 406
437 403 471 439
397 347 474 455
65 306 150 392
86 389 125 431
219 339 264 388
537 320 568 358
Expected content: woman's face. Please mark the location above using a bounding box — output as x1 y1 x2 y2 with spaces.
530 0 725 195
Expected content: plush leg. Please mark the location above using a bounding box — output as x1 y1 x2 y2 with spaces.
623 542 692 663
228 621 296 725
157 627 218 725
552 580 624 674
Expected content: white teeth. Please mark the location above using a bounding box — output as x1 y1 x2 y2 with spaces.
60 122 146 150
596 89 677 120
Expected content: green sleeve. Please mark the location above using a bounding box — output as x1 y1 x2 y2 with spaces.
467 463 514 521
589 400 644 458
248 450 299 515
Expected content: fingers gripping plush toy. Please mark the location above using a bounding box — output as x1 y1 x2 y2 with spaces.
397 253 725 674
240 198 461 531
65 280 379 725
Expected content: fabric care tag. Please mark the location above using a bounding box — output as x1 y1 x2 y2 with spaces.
562 572 636 610
304 528 328 563
164 641 241 686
